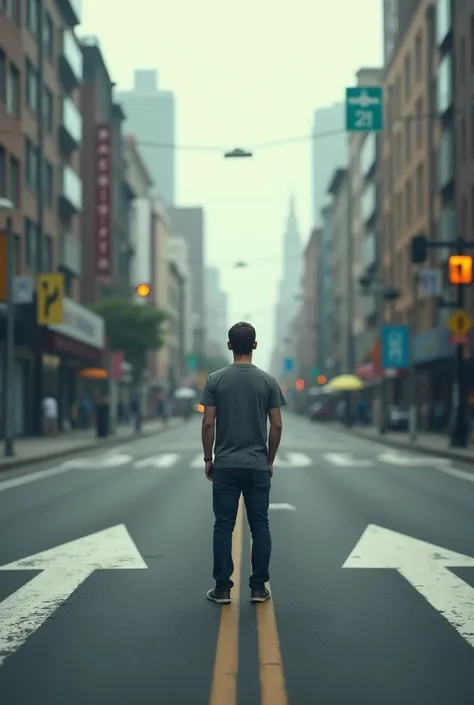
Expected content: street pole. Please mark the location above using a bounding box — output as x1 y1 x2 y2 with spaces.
449 237 468 448
375 281 386 434
4 216 15 456
408 269 418 443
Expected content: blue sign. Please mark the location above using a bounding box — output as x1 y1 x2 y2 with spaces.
283 357 294 373
346 86 383 132
381 325 410 370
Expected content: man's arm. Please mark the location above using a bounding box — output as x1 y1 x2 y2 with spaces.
267 378 286 465
202 406 216 459
200 377 216 460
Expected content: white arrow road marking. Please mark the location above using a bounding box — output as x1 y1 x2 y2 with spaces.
343 524 474 648
0 524 147 666
323 452 374 467
274 452 311 467
269 503 296 511
134 454 179 468
378 452 451 467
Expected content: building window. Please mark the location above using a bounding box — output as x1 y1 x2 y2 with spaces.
26 0 39 35
25 139 38 191
0 146 5 197
0 50 5 104
415 32 422 81
4 0 20 23
43 234 53 271
26 59 38 113
406 179 412 226
43 160 53 206
6 63 20 117
416 99 423 147
460 37 466 84
24 218 37 269
43 14 54 61
43 87 53 133
460 118 467 164
405 117 412 163
8 156 20 207
416 164 424 215
404 54 411 100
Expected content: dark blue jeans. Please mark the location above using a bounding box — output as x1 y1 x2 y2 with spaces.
212 468 271 591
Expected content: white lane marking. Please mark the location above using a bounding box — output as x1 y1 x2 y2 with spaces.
0 524 147 666
134 454 179 468
274 452 312 467
269 503 296 511
0 465 70 492
323 452 374 467
344 524 474 649
377 452 451 467
62 453 132 469
190 454 203 468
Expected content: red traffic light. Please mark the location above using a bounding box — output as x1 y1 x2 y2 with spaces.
295 378 305 391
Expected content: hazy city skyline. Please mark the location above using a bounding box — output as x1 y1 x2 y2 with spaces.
79 0 383 369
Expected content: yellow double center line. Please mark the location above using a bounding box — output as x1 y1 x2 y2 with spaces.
209 498 288 705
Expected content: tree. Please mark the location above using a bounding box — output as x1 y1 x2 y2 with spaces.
91 297 168 381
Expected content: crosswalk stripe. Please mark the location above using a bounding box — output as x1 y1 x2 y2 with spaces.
190 454 204 468
134 454 179 468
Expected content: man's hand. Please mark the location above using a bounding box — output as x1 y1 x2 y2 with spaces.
205 460 214 482
268 462 274 478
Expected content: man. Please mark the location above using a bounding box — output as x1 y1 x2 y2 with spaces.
200 321 286 605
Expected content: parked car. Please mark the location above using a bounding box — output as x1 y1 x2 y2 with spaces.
386 405 409 431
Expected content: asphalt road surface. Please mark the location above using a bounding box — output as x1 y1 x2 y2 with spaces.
1 412 474 704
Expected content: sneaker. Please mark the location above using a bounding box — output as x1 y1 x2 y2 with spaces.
250 587 272 603
206 587 231 604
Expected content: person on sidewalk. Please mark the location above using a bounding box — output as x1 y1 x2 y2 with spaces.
42 395 58 436
200 321 286 605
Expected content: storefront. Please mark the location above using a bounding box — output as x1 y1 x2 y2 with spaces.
41 298 105 430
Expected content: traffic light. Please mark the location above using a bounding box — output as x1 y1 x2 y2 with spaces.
316 375 327 385
448 255 473 285
410 234 427 264
136 283 151 297
295 378 305 391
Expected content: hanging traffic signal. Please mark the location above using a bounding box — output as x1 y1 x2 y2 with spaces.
316 375 327 385
410 234 428 264
136 283 151 297
448 255 473 285
295 378 305 391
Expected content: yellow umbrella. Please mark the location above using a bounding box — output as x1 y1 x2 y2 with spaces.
325 374 364 392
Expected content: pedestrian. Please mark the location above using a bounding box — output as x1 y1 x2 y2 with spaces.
42 394 58 435
200 321 286 605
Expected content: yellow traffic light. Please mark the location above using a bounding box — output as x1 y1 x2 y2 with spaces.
448 255 473 284
136 283 151 297
316 375 327 385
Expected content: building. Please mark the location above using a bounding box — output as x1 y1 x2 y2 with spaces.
167 259 186 387
168 236 193 367
117 69 175 205
0 0 108 437
327 168 350 376
168 206 205 357
204 266 228 358
297 228 319 384
150 198 173 385
122 135 153 297
311 103 347 228
317 205 334 376
270 196 303 379
80 37 133 303
349 68 384 371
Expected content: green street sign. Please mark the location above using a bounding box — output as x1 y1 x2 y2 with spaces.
186 354 198 371
346 86 383 132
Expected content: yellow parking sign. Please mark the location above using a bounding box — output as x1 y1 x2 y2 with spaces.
37 273 64 325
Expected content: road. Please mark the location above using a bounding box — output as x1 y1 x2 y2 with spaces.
1 412 474 704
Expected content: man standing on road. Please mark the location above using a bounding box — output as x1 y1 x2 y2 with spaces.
200 322 286 605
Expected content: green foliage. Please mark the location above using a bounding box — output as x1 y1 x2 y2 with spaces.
91 297 168 377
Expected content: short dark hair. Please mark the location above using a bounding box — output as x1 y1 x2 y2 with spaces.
228 321 256 355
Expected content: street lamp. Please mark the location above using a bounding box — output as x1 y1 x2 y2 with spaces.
224 148 253 159
0 198 15 456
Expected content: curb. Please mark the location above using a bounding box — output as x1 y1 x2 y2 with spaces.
328 423 474 466
0 421 182 473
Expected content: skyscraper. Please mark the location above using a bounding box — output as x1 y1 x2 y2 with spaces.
311 103 347 228
270 197 303 377
117 69 175 204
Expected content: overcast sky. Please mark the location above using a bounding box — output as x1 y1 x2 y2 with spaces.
80 0 383 370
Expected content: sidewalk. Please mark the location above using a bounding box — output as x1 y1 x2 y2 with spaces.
330 423 474 464
0 418 182 472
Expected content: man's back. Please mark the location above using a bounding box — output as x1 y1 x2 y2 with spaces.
201 363 284 470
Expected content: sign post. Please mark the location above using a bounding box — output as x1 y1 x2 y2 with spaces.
345 87 384 132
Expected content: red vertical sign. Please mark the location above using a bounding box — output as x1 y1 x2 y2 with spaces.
95 124 111 276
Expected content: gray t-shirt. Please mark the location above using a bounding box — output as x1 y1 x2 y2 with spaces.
200 363 286 470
